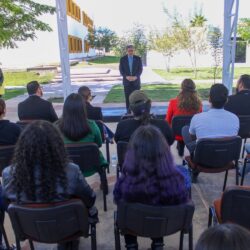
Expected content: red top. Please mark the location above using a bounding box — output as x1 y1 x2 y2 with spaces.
166 97 202 140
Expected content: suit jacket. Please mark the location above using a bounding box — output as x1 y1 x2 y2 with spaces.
86 102 103 121
225 90 250 115
18 95 58 122
119 55 143 86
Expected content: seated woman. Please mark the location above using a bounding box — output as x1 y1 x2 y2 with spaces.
114 125 190 250
115 90 174 145
57 93 108 193
2 121 96 250
166 79 202 156
195 223 250 250
0 98 21 145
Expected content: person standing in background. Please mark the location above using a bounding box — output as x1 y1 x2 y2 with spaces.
0 67 4 98
119 45 143 114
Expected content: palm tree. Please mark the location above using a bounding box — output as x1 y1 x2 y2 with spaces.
190 14 207 27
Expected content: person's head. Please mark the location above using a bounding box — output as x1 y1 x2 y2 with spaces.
116 125 188 205
237 74 250 92
0 98 6 119
195 223 250 250
129 90 152 124
59 93 90 141
27 81 43 97
209 84 228 109
12 120 69 203
178 79 202 112
78 86 92 102
126 45 135 56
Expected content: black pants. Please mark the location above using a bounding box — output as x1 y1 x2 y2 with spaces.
123 83 140 113
124 234 163 246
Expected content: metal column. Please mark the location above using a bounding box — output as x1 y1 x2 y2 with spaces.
222 0 239 95
55 0 72 100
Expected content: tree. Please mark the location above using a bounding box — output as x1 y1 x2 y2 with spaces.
87 27 117 53
164 7 208 77
0 0 56 48
208 26 223 83
149 29 177 72
190 14 207 27
238 18 250 42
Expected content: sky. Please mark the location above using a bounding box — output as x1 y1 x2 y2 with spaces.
81 0 250 35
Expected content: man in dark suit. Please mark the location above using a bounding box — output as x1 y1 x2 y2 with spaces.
225 74 250 115
78 86 103 121
119 45 143 113
18 81 58 122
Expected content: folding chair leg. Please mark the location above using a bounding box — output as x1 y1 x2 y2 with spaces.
91 225 97 250
29 239 35 250
0 223 10 249
235 161 239 186
188 225 193 250
116 164 119 180
100 168 108 211
106 141 110 174
114 224 121 250
242 139 247 159
223 170 228 191
241 158 248 185
15 236 21 250
179 230 184 250
208 208 212 227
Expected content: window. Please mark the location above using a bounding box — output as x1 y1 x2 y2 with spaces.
67 0 81 22
68 35 83 54
235 40 247 63
82 11 93 30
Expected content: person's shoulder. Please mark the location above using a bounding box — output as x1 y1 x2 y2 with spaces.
2 165 12 181
7 121 21 131
169 98 178 105
66 162 80 172
224 109 239 120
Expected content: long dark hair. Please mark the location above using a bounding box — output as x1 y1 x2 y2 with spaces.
11 121 68 203
59 93 90 141
195 224 250 250
131 100 152 125
177 79 201 112
114 125 188 205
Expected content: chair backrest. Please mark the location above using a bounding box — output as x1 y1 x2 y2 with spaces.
238 115 250 139
0 145 15 175
8 199 89 243
194 137 242 168
16 120 34 130
117 201 194 238
94 120 105 143
117 141 128 167
171 115 193 137
221 188 250 230
66 143 100 173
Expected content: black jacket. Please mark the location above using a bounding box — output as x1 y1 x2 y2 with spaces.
86 102 103 121
0 120 21 145
225 90 250 115
18 95 58 122
115 118 174 145
2 163 96 208
119 55 143 86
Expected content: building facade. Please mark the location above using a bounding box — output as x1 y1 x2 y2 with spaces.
0 0 95 68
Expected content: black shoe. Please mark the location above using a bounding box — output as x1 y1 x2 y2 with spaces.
151 242 164 250
57 240 79 250
125 243 138 250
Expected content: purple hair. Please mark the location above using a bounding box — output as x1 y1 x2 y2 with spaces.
114 125 188 206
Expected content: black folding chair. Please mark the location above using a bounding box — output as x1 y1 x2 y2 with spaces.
95 120 111 173
116 141 128 178
241 143 250 185
8 199 97 250
66 143 108 211
208 187 250 230
172 115 193 138
0 145 15 175
114 201 195 250
238 115 250 158
185 137 242 191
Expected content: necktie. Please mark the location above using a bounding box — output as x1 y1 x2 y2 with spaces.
128 56 133 75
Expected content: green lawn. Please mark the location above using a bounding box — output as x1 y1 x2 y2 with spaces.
104 83 215 103
3 88 26 100
4 71 55 86
153 67 250 80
